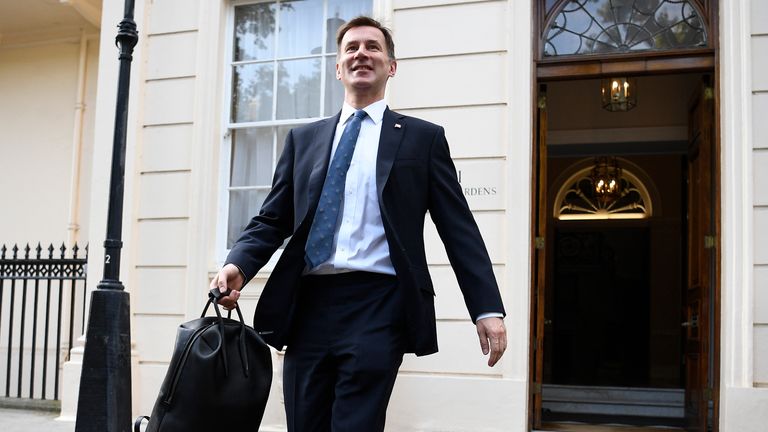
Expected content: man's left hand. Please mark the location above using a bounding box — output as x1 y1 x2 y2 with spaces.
476 317 507 367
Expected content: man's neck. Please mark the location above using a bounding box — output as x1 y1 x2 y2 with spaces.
344 92 385 110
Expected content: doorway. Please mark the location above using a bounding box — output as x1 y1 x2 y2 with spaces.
529 73 719 431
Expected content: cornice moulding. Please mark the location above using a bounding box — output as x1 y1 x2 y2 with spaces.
0 25 97 49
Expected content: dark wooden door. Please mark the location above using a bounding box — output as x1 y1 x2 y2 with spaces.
684 78 715 432
551 227 651 387
531 84 548 430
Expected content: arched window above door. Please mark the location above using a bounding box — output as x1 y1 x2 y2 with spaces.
543 0 708 57
554 165 653 220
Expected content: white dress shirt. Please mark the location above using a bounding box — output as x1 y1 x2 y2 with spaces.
306 99 395 275
304 100 502 322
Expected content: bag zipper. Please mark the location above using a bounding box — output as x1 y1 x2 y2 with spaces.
163 322 216 406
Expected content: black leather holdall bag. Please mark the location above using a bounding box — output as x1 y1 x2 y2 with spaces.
134 289 272 432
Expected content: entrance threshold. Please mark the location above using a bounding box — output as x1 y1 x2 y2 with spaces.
536 423 684 432
543 384 684 418
541 384 685 429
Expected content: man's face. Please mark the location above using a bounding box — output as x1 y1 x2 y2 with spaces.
336 26 396 97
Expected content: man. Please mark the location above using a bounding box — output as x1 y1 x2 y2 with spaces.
210 16 506 431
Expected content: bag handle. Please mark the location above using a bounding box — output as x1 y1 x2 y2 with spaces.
201 288 251 377
202 288 241 321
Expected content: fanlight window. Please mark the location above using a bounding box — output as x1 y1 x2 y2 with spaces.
544 0 708 57
555 167 652 220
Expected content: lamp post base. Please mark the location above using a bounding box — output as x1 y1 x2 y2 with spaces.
74 289 132 432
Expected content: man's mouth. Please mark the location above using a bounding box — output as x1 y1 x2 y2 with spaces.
351 65 373 72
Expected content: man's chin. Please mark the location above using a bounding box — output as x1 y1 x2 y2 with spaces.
348 81 375 91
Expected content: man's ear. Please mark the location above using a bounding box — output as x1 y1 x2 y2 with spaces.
336 61 342 80
388 60 397 78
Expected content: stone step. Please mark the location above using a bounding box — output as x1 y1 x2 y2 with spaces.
542 385 684 419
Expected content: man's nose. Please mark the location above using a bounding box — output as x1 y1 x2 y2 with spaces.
352 47 369 59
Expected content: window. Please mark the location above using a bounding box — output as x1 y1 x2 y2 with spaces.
222 0 372 251
554 165 653 220
543 0 707 57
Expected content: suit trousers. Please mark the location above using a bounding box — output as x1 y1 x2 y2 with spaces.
283 271 405 432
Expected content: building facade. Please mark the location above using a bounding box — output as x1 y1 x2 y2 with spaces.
1 0 767 430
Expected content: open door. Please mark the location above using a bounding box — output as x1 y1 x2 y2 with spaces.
684 76 716 432
530 84 548 430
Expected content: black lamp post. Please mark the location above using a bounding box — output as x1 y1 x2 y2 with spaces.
75 1 138 430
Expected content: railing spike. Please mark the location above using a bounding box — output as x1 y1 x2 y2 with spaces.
47 243 55 259
59 243 66 259
12 244 19 258
36 242 43 259
24 243 31 259
1 244 6 259
72 243 80 258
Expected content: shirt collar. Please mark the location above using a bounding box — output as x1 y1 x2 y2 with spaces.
339 99 387 126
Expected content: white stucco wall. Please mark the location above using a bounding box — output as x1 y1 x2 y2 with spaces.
749 0 768 389
0 36 99 248
720 0 768 430
125 0 213 419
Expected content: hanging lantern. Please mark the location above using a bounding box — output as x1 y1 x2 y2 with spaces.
601 77 637 111
590 157 623 205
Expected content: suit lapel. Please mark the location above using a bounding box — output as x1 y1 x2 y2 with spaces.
376 108 405 201
307 112 342 211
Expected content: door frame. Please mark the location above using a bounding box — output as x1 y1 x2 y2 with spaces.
528 71 722 432
527 3 722 429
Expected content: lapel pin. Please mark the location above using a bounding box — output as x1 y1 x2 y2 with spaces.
394 123 402 129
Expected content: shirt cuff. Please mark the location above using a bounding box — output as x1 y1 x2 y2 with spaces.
476 312 504 321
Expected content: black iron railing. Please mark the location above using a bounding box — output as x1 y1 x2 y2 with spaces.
0 243 88 400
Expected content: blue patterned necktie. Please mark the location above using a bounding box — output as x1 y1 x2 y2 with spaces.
305 109 368 269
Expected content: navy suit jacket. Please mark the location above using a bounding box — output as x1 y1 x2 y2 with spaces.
226 108 505 356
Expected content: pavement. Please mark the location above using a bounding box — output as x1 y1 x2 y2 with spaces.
0 408 75 432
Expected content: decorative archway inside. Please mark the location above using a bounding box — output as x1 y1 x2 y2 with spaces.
553 164 654 220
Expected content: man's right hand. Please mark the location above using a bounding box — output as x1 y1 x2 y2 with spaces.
209 263 244 310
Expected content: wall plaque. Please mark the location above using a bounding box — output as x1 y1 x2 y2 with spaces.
454 159 504 211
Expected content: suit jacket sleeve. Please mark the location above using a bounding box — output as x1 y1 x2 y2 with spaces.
426 127 506 321
224 129 296 283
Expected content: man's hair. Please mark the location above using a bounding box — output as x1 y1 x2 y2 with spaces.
336 16 396 60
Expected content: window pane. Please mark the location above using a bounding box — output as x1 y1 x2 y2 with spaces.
226 0 373 252
324 54 344 116
276 58 321 119
278 0 323 57
232 63 274 123
325 0 373 53
545 0 558 14
234 3 277 61
228 189 270 248
544 0 707 57
231 128 274 187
